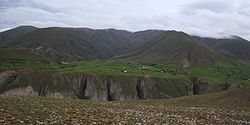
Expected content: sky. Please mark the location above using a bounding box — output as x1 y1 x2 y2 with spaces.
0 0 250 40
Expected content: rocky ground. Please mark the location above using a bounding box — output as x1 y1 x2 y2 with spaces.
0 96 249 125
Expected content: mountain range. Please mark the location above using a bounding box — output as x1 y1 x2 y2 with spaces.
1 26 250 66
1 25 250 101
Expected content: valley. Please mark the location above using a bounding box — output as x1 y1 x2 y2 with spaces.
0 26 250 100
2 0 250 124
1 48 250 100
0 26 250 124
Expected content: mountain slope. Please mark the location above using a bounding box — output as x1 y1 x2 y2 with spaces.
3 26 249 65
194 36 250 62
121 30 164 54
1 26 164 61
0 48 47 62
169 86 250 108
0 26 38 47
118 31 222 67
4 27 113 61
3 27 142 61
73 28 133 57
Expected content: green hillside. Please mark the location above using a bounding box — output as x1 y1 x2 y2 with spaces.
0 26 37 47
117 31 223 67
0 48 49 71
0 26 165 62
120 30 164 54
194 36 250 63
1 27 144 61
0 48 46 61
4 27 114 61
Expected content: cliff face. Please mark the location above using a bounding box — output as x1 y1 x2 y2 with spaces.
0 70 234 100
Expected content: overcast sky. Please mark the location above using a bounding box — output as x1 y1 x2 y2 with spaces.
0 0 250 40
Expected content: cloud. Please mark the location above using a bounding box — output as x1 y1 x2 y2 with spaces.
0 0 250 40
176 0 250 40
186 0 236 13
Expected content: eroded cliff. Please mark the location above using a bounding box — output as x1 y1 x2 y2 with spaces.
0 70 236 100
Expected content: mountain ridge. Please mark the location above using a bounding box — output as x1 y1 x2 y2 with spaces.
0 26 38 47
1 26 250 65
194 36 250 62
116 31 223 67
0 26 163 61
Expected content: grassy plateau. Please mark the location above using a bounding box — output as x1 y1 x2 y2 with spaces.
1 51 250 84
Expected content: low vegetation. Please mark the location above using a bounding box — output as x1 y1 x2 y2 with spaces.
0 87 249 124
1 49 250 84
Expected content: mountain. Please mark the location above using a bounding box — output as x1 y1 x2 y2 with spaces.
194 36 250 62
2 27 136 61
122 30 164 54
4 27 110 61
1 26 163 61
1 26 250 104
2 26 249 65
117 31 222 67
0 26 38 47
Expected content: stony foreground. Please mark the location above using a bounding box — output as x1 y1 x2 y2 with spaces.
0 96 249 125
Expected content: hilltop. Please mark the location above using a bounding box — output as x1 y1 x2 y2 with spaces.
0 26 38 47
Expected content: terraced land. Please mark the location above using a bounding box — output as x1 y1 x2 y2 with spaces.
0 91 249 125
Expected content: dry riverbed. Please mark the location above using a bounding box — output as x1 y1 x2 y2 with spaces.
0 96 249 125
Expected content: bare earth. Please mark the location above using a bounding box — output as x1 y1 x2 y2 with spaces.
0 96 249 125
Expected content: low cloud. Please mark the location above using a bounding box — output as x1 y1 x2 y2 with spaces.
0 0 250 40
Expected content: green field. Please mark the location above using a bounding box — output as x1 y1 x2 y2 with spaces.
1 48 250 100
1 51 250 84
